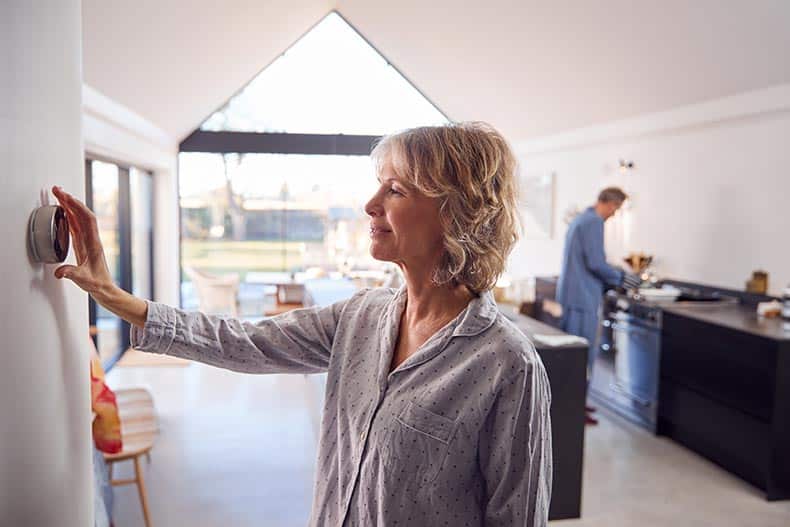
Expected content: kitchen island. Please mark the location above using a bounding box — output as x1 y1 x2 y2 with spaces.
502 307 587 520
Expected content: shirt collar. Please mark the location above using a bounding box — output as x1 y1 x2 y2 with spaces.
378 285 499 372
451 289 499 337
386 285 498 337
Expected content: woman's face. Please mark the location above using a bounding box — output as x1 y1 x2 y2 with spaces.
364 158 444 271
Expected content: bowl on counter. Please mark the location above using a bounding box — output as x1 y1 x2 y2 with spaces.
637 285 682 303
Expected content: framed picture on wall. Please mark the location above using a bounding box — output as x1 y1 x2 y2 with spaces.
519 172 556 239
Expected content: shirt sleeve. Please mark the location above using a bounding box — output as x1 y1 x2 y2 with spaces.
129 295 352 374
478 357 553 526
581 218 623 286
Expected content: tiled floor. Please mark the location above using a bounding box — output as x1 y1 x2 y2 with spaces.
107 362 790 527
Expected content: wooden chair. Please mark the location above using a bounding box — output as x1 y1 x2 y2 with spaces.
104 387 159 527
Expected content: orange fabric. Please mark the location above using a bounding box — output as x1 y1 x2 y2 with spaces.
89 339 122 454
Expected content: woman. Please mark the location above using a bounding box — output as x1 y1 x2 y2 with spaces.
53 122 552 526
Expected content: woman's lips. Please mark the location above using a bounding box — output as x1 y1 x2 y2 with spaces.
370 227 392 237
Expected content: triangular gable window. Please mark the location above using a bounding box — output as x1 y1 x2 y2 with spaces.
197 11 448 137
177 12 449 316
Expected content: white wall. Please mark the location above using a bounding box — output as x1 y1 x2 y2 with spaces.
510 84 790 296
0 2 93 525
83 85 181 306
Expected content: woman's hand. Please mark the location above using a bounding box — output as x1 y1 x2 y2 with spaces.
51 186 149 328
51 186 114 295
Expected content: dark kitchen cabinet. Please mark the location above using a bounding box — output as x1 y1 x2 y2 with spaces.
658 310 790 500
504 308 586 520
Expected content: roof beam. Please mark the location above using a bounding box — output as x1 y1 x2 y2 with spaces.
179 130 381 156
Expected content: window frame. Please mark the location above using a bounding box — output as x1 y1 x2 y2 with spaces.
175 10 451 311
85 156 155 371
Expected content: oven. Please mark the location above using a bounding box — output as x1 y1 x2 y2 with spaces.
591 293 663 432
591 285 737 432
610 310 661 428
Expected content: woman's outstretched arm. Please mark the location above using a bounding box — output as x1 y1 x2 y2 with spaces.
51 185 350 375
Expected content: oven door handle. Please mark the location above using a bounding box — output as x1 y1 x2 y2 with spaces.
610 382 652 407
612 323 655 337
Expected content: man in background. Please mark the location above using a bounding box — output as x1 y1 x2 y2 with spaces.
556 187 640 425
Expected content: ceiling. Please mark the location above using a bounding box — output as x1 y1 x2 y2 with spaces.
82 0 790 143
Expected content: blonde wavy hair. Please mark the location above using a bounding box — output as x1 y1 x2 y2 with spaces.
371 122 520 294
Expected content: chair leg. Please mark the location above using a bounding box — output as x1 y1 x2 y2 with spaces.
133 455 153 527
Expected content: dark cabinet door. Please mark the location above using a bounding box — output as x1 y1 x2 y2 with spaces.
661 312 776 422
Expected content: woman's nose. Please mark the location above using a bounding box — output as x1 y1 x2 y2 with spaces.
364 193 382 217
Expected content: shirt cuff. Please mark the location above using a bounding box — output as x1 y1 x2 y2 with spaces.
129 300 177 354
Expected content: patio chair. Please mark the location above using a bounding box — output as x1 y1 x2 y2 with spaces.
184 267 240 316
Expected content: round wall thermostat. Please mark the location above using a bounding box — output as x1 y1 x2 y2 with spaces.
29 205 70 263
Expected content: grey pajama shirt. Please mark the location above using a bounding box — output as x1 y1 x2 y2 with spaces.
131 286 552 526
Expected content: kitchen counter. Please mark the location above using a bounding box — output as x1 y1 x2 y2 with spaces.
502 306 586 346
663 303 790 342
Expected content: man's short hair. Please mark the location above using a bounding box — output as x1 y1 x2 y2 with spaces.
598 187 627 204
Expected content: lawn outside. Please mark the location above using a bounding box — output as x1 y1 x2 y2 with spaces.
181 239 317 279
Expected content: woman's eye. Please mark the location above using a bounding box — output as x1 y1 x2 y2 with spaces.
388 188 402 196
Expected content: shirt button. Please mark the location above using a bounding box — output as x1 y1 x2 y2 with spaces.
360 430 367 442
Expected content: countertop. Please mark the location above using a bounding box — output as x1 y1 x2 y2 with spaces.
499 306 588 350
663 303 790 342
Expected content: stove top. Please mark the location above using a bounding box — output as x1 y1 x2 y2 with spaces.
605 286 738 326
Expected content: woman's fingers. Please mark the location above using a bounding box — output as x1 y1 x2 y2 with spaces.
67 208 88 264
53 186 89 215
52 187 83 231
52 186 96 235
52 187 88 261
54 263 97 294
61 205 86 260
51 186 115 294
54 264 77 280
52 186 98 261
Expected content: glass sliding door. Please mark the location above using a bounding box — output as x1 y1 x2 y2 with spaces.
88 160 122 365
86 159 154 369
